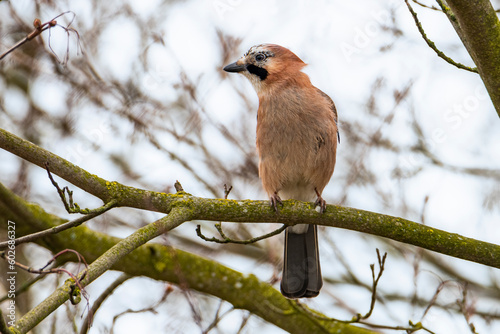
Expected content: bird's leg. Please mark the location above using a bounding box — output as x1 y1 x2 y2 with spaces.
269 191 283 213
314 188 327 213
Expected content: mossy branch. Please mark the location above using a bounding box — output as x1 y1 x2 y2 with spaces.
404 0 477 73
438 0 500 117
1 128 500 332
0 184 375 334
0 309 14 334
1 127 500 271
0 199 117 250
9 207 193 334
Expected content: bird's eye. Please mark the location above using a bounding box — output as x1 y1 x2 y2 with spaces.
255 53 266 62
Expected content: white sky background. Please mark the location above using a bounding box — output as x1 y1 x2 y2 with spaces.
1 0 500 333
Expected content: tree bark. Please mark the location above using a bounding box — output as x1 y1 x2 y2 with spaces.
442 0 500 117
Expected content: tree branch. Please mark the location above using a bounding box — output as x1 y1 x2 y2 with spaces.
404 0 477 73
0 11 81 64
196 223 287 244
11 207 193 334
0 200 117 250
1 127 500 270
0 309 14 334
0 184 376 334
439 0 500 117
79 273 132 334
0 128 113 202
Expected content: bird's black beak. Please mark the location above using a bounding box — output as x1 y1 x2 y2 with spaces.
223 62 246 73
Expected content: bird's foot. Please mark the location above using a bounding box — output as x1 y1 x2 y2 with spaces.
314 188 327 213
269 192 283 213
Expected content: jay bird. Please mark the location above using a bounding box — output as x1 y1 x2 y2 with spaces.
223 44 339 298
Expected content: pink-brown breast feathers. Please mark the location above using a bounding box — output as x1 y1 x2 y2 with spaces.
256 83 337 201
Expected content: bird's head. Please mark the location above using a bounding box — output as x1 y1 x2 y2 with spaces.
223 44 307 93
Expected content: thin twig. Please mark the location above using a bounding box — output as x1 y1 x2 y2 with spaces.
356 249 387 321
0 199 117 250
109 284 173 334
45 162 79 213
236 312 251 334
80 273 133 334
202 301 235 334
0 11 81 62
435 0 451 13
196 183 285 244
456 283 478 334
411 0 441 11
45 162 117 214
0 19 53 60
294 300 436 333
196 224 286 244
1 249 88 284
49 11 82 65
174 180 184 192
223 184 233 199
404 0 478 73
290 250 439 333
0 249 90 309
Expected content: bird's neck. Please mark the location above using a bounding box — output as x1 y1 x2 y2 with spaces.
256 71 311 99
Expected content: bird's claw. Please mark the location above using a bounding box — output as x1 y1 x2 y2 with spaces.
270 192 283 213
314 188 327 213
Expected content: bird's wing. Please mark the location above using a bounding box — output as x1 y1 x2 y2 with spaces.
315 87 340 144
